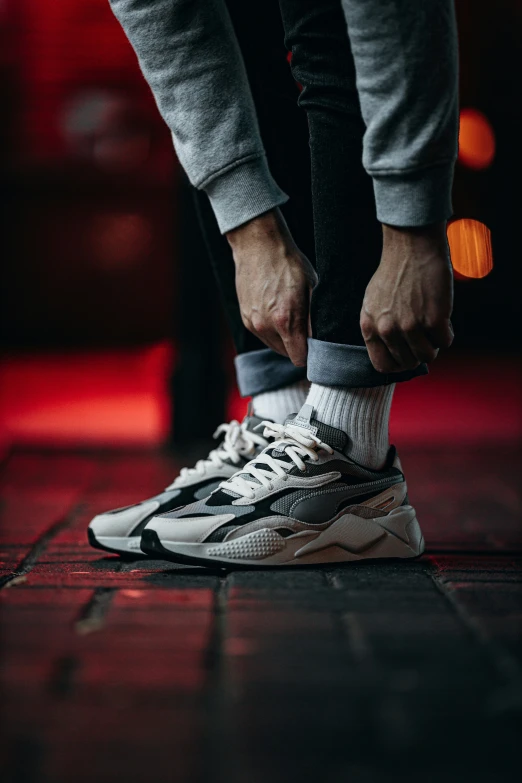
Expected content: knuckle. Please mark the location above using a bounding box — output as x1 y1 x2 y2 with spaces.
367 348 392 375
424 315 442 332
250 315 266 334
273 311 290 331
401 319 419 335
378 324 396 341
360 315 374 339
376 317 396 338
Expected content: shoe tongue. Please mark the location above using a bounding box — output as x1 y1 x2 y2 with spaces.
284 403 347 452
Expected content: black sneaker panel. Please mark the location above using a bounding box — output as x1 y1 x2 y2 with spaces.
205 523 241 543
130 478 224 536
206 488 241 506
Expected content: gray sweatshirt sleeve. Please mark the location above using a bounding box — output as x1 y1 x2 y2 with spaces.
341 0 459 226
109 0 288 233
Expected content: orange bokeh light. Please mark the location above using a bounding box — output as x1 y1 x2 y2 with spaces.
458 109 496 170
447 219 493 280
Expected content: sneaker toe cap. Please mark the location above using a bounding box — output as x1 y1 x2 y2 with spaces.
89 499 161 538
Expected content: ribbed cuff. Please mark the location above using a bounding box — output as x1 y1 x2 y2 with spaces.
204 155 289 234
372 162 455 227
307 338 427 388
235 349 307 397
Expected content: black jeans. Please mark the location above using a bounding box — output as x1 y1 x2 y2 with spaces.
193 0 314 356
195 0 425 392
279 0 383 346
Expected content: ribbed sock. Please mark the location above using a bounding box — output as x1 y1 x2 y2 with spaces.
305 382 395 469
252 380 310 424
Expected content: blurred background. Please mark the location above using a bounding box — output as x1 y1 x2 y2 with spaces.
0 0 520 454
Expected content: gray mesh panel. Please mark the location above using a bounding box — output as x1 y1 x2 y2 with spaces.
270 483 347 516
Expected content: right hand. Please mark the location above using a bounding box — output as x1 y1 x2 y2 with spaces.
226 208 317 367
360 222 454 374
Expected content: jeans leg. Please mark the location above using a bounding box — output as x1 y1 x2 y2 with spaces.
278 0 426 386
192 191 307 396
191 0 312 396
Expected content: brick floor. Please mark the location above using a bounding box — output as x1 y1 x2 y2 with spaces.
1 446 521 783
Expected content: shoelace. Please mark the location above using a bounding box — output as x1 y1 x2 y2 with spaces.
166 420 268 489
221 421 334 500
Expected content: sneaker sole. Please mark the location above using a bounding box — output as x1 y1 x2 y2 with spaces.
87 527 146 557
141 506 425 569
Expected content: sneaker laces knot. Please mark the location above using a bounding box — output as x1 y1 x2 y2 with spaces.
166 420 267 488
220 421 334 500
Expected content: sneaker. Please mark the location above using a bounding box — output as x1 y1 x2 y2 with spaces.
87 415 270 555
141 404 425 568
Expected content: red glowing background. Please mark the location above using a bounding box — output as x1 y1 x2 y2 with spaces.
0 0 520 451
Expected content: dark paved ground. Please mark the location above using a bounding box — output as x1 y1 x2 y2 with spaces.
1 446 521 783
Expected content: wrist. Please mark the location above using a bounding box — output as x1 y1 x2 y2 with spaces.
226 208 290 254
381 221 449 257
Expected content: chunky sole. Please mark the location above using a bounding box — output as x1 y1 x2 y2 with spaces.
141 505 425 569
87 527 146 557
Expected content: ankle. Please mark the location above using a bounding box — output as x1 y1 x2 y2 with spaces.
306 382 395 470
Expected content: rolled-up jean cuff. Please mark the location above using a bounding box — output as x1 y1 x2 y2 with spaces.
235 349 307 397
307 338 428 388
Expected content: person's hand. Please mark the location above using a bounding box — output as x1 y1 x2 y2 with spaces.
226 208 317 367
360 223 454 373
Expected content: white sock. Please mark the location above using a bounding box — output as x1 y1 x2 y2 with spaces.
252 380 310 424
305 382 395 469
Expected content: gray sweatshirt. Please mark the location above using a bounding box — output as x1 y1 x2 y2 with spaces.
109 0 458 233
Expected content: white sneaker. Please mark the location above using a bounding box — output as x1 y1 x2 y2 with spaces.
87 415 269 555
141 404 424 568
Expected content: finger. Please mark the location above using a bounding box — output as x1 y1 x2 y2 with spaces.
278 312 309 366
378 330 420 371
364 335 401 374
260 330 290 359
425 318 454 349
281 329 308 367
274 304 310 367
249 321 290 359
245 312 291 359
404 330 439 364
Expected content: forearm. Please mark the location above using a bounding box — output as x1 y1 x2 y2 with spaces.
109 0 288 232
340 0 459 226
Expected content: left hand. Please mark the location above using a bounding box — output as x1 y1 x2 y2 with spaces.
360 222 454 374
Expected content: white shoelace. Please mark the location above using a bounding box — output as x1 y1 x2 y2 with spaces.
166 420 268 489
221 422 334 500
